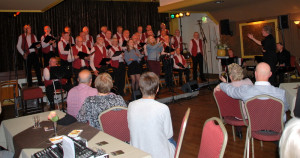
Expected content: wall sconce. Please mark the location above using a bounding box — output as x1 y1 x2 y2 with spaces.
294 21 300 25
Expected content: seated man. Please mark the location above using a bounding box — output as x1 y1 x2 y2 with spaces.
215 62 289 122
128 72 175 158
44 57 72 110
76 73 127 130
173 47 190 85
276 42 291 84
67 69 98 118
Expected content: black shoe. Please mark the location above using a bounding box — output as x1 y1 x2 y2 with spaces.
38 82 45 86
236 131 243 139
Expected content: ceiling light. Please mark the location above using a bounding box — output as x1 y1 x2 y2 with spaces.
294 21 300 25
170 14 175 19
215 0 224 4
179 12 184 17
175 14 180 18
185 12 191 16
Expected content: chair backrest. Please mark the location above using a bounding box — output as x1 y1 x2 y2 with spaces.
245 95 284 133
0 80 19 104
174 108 191 158
198 117 228 158
99 106 130 142
214 90 243 120
290 56 296 67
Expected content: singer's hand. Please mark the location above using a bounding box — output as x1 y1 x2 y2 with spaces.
36 44 41 48
94 70 99 76
23 54 28 60
247 34 254 40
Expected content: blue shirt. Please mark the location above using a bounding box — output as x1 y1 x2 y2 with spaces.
146 43 163 61
124 48 143 65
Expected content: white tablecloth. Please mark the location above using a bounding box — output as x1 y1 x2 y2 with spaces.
0 111 151 158
279 82 300 117
20 131 151 158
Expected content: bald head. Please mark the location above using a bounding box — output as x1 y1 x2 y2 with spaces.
255 62 272 81
78 69 92 85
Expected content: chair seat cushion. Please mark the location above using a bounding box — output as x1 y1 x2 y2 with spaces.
252 130 281 141
22 87 43 100
224 116 248 126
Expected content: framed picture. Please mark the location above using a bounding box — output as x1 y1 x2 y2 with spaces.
239 19 279 58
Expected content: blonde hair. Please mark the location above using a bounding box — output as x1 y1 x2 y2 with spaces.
147 35 156 46
95 73 113 93
139 72 159 97
228 63 244 81
279 118 300 158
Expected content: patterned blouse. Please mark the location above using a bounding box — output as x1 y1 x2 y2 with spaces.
76 93 127 130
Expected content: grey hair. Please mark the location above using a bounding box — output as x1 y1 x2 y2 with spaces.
263 25 272 34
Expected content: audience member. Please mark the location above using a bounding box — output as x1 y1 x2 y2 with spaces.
128 72 175 158
279 117 300 158
67 70 97 117
77 73 127 130
276 42 291 84
214 62 289 122
219 63 253 138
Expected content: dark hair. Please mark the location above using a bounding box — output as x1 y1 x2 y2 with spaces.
263 25 272 34
139 72 159 97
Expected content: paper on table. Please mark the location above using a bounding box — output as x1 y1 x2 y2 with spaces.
62 136 75 158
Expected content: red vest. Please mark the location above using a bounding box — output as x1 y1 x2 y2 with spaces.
191 39 203 56
104 39 111 47
58 40 68 61
72 45 89 69
93 45 107 68
160 29 169 35
100 33 105 38
174 55 186 66
87 35 93 43
41 34 55 54
173 36 183 52
115 33 121 40
86 40 92 49
44 66 67 87
21 33 37 55
110 46 122 68
140 33 146 43
144 32 149 38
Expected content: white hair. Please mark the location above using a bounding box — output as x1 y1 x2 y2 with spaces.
279 118 300 158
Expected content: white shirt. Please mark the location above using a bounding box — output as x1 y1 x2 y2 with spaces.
41 34 56 51
189 38 201 54
110 46 124 62
90 44 107 71
119 37 129 50
96 32 106 38
113 32 122 39
86 34 94 46
254 81 271 86
67 45 90 67
128 99 175 158
16 34 38 55
58 39 70 55
60 36 75 44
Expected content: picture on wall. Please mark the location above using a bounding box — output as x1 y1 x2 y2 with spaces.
239 19 279 58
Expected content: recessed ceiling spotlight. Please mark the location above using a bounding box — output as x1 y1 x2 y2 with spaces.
215 0 224 4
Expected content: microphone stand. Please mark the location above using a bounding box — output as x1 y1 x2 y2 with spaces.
12 17 20 117
197 20 212 90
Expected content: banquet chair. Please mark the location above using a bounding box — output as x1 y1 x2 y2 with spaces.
214 90 248 141
99 106 130 142
244 95 284 158
198 117 228 158
174 107 190 158
21 87 44 115
0 80 21 117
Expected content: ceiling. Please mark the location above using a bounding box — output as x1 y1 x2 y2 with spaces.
0 0 63 12
159 0 300 22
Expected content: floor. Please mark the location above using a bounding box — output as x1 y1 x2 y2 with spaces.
0 83 281 158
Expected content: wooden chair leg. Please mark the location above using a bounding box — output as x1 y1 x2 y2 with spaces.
260 141 263 147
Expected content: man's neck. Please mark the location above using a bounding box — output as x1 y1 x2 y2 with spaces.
142 96 155 99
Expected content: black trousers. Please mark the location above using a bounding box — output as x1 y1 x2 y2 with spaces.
45 81 73 109
174 68 190 85
163 58 174 87
43 51 55 67
113 62 126 96
26 53 42 86
192 53 204 80
265 59 277 86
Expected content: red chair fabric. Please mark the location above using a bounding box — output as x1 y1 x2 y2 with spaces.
22 87 43 100
214 90 247 126
290 56 296 67
246 96 284 141
99 107 130 142
198 117 228 158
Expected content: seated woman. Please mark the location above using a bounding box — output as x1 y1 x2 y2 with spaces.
128 72 175 158
76 72 127 130
219 63 253 139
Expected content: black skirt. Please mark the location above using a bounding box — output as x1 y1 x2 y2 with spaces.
128 61 142 75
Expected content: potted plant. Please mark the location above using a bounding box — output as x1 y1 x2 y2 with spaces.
216 42 228 56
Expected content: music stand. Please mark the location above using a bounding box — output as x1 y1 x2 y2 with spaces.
50 66 71 111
